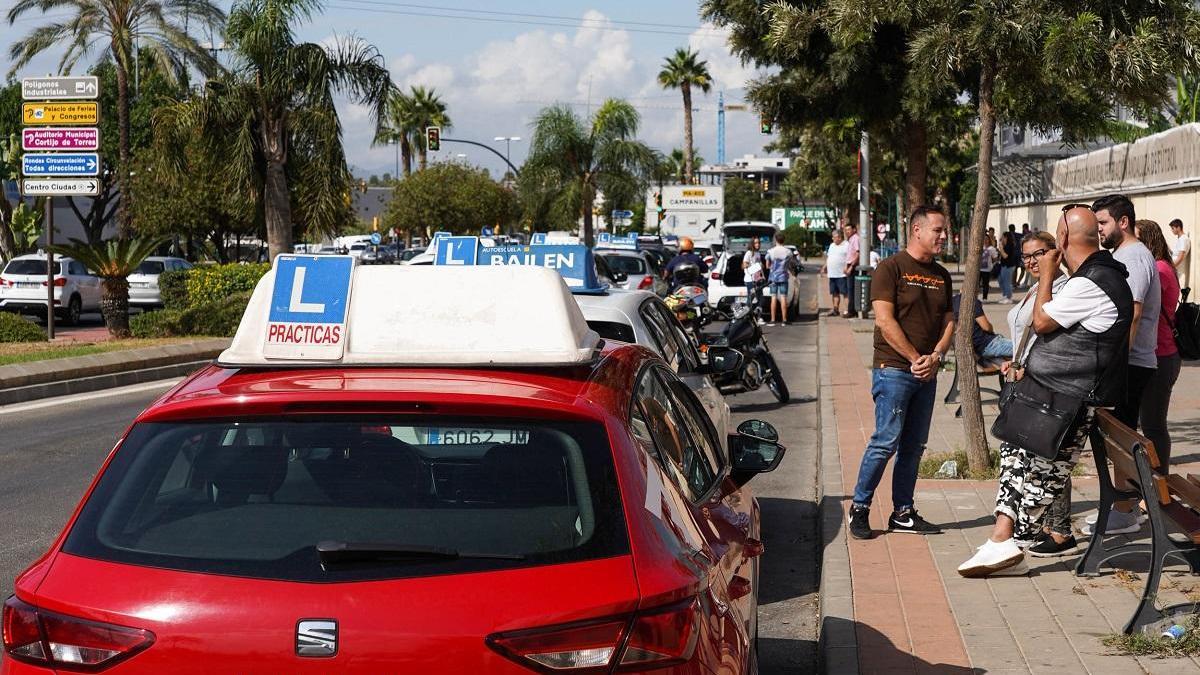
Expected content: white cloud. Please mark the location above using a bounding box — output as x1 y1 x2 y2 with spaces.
688 23 758 92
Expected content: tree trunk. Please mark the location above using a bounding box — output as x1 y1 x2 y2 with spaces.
262 115 293 261
418 140 428 171
581 177 594 247
100 276 131 339
115 60 132 239
959 60 998 474
682 83 695 184
401 136 413 177
0 197 16 261
904 116 928 211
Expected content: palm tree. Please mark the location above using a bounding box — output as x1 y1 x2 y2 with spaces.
374 88 417 177
666 147 704 183
7 0 223 237
523 99 657 247
409 86 451 171
160 0 391 261
49 237 164 338
658 48 712 185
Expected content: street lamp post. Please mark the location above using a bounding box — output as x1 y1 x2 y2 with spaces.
493 136 521 169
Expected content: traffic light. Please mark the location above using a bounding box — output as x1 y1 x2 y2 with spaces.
654 191 665 223
426 127 441 152
760 116 772 135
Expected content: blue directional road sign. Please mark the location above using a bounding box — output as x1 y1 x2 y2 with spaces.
370 231 382 245
434 236 480 265
264 255 355 360
611 209 634 219
22 152 99 177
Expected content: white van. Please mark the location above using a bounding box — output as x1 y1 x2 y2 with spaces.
708 221 779 314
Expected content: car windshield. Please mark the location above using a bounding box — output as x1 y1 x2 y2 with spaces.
724 227 776 254
400 249 424 261
350 243 366 251
135 261 165 275
601 255 647 275
64 417 627 582
3 260 59 276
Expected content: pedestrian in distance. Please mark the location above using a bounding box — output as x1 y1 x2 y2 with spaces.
1003 230 1076 558
997 230 1019 303
848 205 955 540
1170 218 1190 287
765 233 794 326
1133 219 1181 473
822 228 851 317
843 222 861 317
979 233 999 302
743 236 766 325
958 206 1133 577
1084 194 1160 536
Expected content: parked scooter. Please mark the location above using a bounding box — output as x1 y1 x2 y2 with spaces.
664 262 713 336
698 298 789 403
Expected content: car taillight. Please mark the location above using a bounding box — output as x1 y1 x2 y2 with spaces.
710 271 721 280
637 276 654 290
41 277 67 287
3 596 155 671
0 278 11 287
486 598 699 672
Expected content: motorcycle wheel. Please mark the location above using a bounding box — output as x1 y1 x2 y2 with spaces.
763 354 789 403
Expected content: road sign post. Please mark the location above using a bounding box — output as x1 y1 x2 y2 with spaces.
45 197 54 340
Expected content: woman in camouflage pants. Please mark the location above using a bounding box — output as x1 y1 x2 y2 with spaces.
994 411 1094 543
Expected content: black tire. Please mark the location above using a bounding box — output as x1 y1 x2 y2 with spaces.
762 353 789 403
60 294 82 326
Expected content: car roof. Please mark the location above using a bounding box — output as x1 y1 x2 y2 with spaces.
596 250 647 259
574 288 657 315
136 341 654 425
6 253 71 262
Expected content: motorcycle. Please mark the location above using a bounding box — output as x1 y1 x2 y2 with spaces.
664 262 713 336
698 297 789 404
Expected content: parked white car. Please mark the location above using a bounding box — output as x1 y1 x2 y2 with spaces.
0 253 102 325
128 256 193 309
709 221 779 315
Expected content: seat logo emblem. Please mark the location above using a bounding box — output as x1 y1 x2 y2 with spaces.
296 619 338 657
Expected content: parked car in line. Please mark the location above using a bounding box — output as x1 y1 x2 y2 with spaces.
0 264 785 674
128 256 193 309
359 244 397 265
398 247 426 263
596 250 668 297
0 253 101 325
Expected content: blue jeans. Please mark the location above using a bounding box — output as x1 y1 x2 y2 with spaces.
853 368 937 512
980 335 1013 361
998 266 1014 299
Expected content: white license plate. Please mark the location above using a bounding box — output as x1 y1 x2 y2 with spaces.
131 282 151 288
420 428 530 445
15 282 39 289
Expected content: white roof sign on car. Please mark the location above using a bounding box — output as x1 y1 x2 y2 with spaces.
219 262 601 367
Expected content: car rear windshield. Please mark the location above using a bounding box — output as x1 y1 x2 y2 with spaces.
724 228 776 254
601 255 647 275
135 261 165 275
3 260 59 276
64 418 628 582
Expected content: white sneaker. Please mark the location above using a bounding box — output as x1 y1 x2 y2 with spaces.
990 557 1031 576
958 538 1024 578
1084 507 1147 525
1082 508 1146 535
767 323 777 327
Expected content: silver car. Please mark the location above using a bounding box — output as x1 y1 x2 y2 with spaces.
128 256 192 308
574 288 731 435
597 250 668 296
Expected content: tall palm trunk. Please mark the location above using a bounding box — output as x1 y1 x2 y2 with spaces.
904 116 928 212
958 59 997 474
99 276 131 338
115 59 132 239
401 136 413 177
418 145 428 171
262 115 293 261
682 82 695 184
0 199 17 260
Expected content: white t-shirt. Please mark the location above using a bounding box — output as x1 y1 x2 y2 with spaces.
1174 233 1191 261
980 246 998 272
743 249 764 282
1041 276 1119 334
869 250 881 268
766 245 792 279
826 242 850 279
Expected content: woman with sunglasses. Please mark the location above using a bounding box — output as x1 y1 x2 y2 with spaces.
999 230 1076 557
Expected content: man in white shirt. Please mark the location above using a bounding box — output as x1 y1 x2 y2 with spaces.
1170 219 1190 287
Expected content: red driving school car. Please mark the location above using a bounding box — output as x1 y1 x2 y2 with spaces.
2 259 786 674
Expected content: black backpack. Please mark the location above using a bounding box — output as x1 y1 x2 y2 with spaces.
1173 288 1200 360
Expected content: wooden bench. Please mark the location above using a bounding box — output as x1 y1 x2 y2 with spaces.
942 355 1004 418
1075 409 1200 634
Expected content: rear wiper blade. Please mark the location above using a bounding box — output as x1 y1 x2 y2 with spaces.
316 540 525 565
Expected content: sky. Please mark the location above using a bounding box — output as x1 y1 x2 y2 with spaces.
0 1 776 180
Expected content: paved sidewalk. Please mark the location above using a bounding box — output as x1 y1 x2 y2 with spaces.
819 303 1200 673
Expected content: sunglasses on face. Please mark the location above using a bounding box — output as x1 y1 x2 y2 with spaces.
1061 203 1091 213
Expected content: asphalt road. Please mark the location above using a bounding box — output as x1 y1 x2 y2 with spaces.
0 275 823 673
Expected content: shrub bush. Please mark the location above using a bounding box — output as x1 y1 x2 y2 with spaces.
158 269 191 310
131 291 253 338
0 313 47 343
130 309 184 338
185 263 268 308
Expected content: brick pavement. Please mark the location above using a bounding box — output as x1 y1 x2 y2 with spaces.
819 281 1200 674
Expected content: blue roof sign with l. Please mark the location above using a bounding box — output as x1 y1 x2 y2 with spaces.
264 255 354 360
434 236 479 265
530 232 547 245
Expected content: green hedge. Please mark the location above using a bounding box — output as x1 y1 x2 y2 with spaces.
184 263 269 308
158 269 191 310
0 313 46 343
131 292 252 339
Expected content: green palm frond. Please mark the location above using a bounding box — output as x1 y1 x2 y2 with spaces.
658 47 713 93
48 237 166 278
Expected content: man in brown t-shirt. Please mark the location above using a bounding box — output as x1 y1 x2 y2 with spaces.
849 205 955 540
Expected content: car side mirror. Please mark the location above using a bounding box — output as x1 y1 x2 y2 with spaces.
696 347 743 375
728 420 786 486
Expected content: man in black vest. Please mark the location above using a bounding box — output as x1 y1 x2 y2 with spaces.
958 206 1132 578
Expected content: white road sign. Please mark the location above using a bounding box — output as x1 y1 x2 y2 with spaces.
22 76 99 100
20 178 100 197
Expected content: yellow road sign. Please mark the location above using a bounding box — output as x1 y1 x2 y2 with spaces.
22 102 98 125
